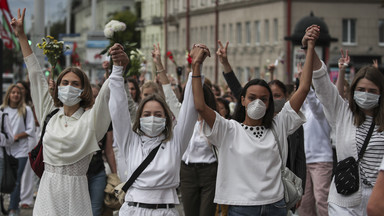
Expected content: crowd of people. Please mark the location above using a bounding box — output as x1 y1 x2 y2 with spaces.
0 7 383 216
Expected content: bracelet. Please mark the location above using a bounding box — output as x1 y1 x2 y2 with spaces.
156 69 165 74
192 75 201 78
300 45 308 50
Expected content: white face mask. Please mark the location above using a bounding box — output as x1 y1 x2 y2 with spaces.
140 116 166 137
354 91 380 110
246 99 266 120
58 85 83 106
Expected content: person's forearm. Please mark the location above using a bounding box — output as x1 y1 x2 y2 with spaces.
18 33 33 58
155 62 170 85
336 67 346 97
222 61 233 74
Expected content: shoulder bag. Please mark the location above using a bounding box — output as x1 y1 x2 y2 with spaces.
334 121 375 195
272 127 303 209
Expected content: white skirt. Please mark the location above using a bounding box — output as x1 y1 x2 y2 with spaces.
33 156 92 216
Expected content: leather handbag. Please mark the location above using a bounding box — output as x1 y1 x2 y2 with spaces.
334 121 375 195
272 128 303 209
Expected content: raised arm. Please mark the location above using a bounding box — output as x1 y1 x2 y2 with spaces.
11 8 32 58
152 44 181 118
217 40 242 99
191 44 216 128
289 25 319 113
108 44 136 157
336 49 350 98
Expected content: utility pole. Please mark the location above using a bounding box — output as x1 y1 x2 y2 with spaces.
32 0 45 67
164 0 168 72
214 0 219 84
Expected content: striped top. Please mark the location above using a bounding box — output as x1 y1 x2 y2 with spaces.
356 116 384 186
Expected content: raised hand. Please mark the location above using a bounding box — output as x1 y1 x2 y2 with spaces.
338 48 350 69
190 43 211 67
109 43 129 68
151 43 162 66
11 8 26 37
372 59 379 69
217 40 229 65
301 24 320 48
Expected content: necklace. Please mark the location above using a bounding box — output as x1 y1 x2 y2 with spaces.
64 115 69 127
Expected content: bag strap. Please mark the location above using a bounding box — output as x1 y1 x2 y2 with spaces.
40 109 60 143
1 112 8 139
122 141 163 193
357 120 375 161
271 127 285 172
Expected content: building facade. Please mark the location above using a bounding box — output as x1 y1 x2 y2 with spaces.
139 0 384 86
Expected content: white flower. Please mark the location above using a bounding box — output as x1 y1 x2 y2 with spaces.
104 28 114 38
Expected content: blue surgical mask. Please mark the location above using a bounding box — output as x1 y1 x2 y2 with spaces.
353 91 380 110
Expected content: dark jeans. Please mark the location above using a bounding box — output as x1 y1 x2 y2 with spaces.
9 157 28 210
180 161 217 216
228 199 287 216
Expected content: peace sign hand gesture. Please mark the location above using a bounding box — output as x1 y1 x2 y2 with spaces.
217 40 229 65
11 8 26 37
338 48 350 69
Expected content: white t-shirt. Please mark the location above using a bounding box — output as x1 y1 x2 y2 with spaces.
380 157 384 171
204 102 305 205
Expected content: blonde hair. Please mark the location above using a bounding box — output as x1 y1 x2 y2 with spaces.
1 84 26 116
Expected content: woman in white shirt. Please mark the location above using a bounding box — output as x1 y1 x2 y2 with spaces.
109 45 198 215
308 28 384 215
190 26 318 215
1 84 35 216
12 8 116 215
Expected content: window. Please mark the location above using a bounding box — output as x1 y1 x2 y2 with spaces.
273 18 278 43
342 19 356 44
222 24 226 41
236 22 242 45
264 19 269 44
245 21 251 45
254 21 260 45
229 23 233 42
379 19 384 44
254 67 260 79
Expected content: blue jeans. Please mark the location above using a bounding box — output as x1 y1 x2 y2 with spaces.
9 157 28 210
228 199 287 216
88 170 107 216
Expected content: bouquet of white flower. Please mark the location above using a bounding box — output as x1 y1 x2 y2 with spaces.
103 20 126 39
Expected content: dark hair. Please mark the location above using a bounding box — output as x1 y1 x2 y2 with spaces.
349 66 384 132
217 97 231 119
268 79 287 96
16 81 32 105
212 84 221 96
232 79 274 128
127 78 141 103
203 84 217 111
53 67 93 109
132 94 174 142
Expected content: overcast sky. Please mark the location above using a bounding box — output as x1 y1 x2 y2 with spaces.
8 0 67 31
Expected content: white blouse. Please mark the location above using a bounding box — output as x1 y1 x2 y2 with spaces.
203 102 305 205
3 106 35 158
109 68 197 205
25 53 111 166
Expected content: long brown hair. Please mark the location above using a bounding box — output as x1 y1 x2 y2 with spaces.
132 94 174 142
349 66 384 132
53 67 93 109
1 84 26 116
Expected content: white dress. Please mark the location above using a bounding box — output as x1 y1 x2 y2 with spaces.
24 53 111 216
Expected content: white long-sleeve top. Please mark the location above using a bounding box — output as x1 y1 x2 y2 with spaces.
162 83 181 119
182 120 217 164
25 53 111 166
203 102 305 205
301 88 333 164
0 110 15 158
109 68 197 204
3 106 35 158
312 61 384 207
